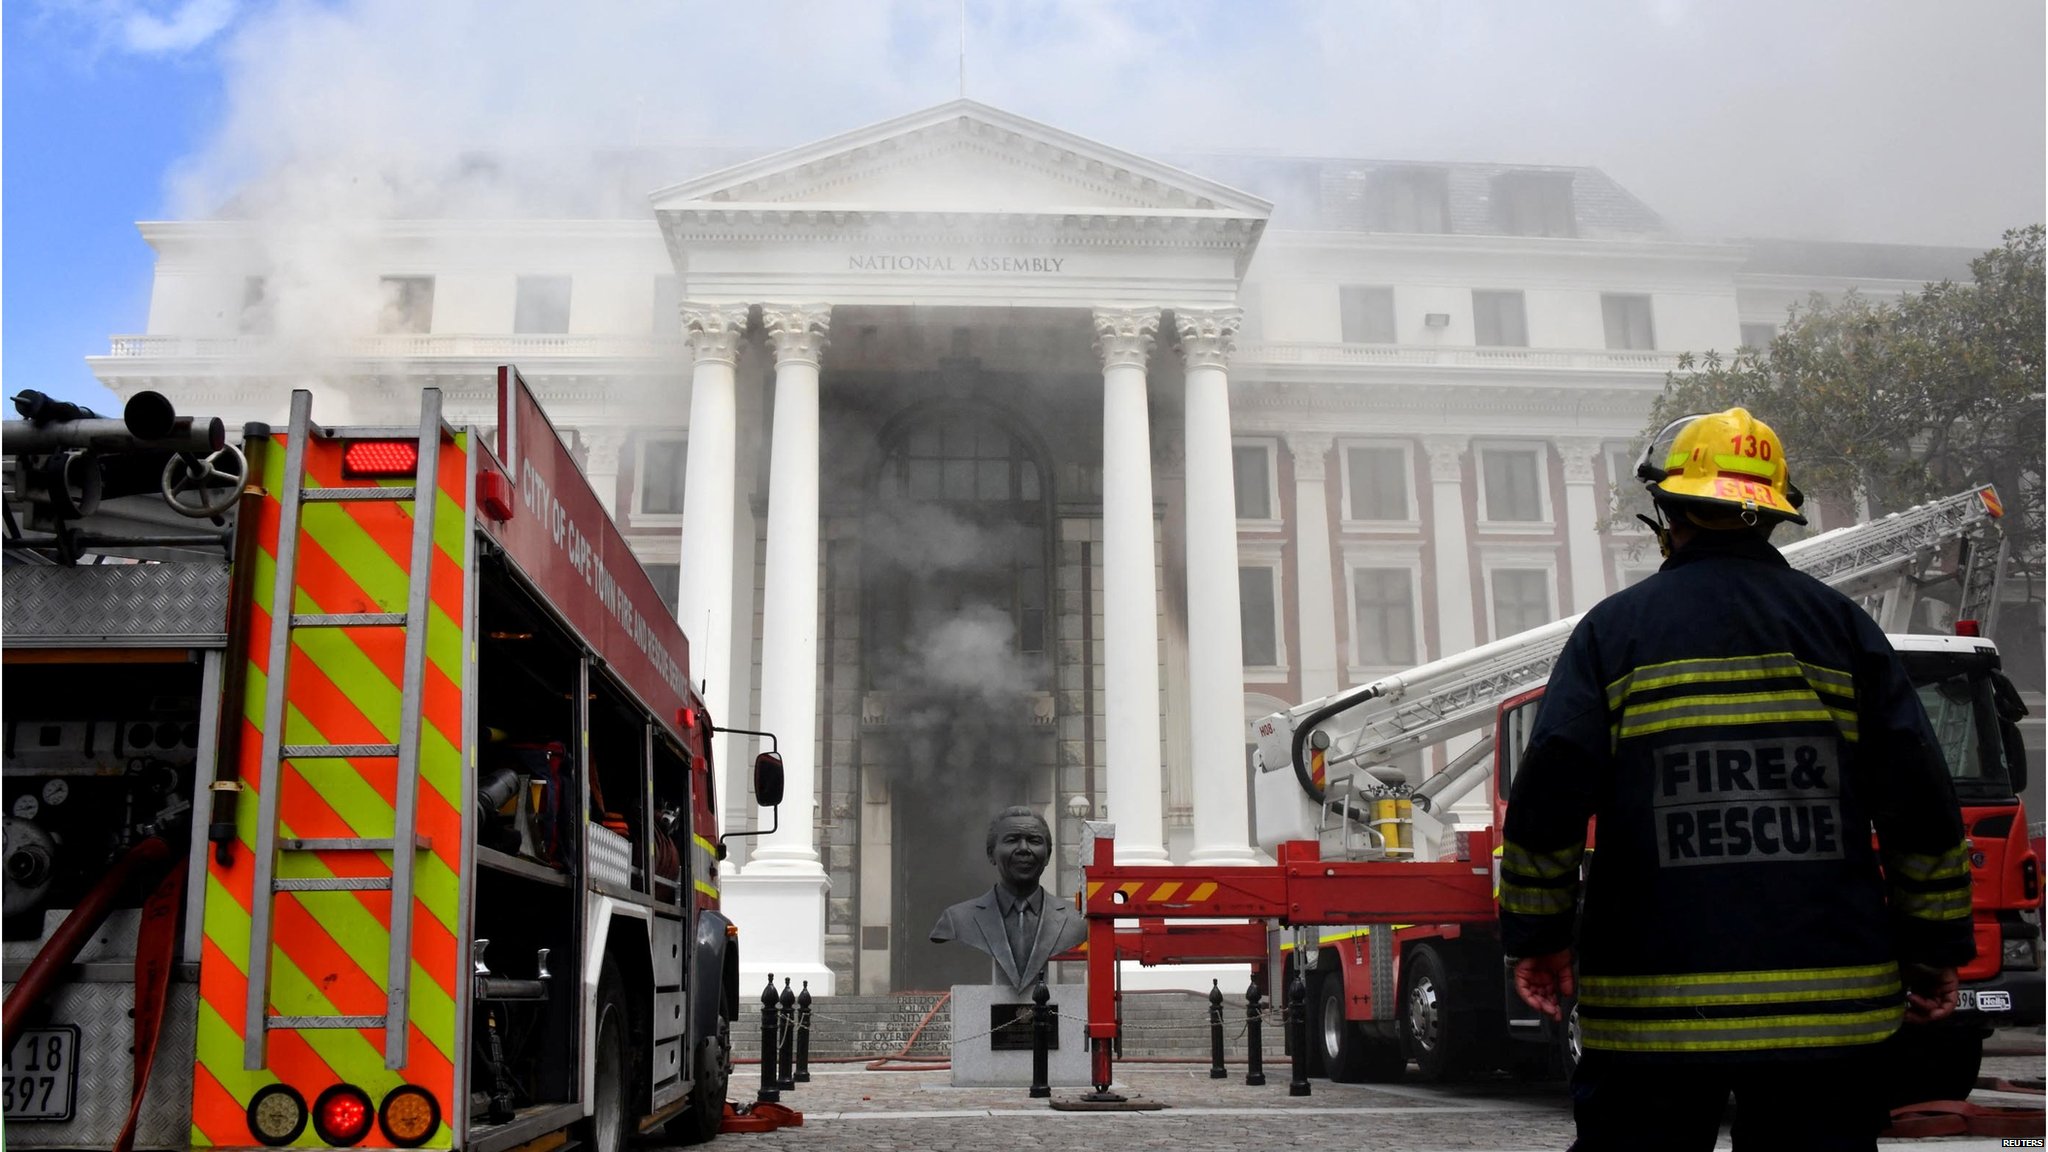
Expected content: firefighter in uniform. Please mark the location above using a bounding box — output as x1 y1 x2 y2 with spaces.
1500 408 1974 1151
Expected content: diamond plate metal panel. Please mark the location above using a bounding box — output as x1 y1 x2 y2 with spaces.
3 564 228 647
588 824 632 890
0 979 197 1151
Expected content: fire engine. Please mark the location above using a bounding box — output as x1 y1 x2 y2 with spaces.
1 367 781 1150
1078 484 2041 1102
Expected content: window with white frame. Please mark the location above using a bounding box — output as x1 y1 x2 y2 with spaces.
1239 563 1283 671
1489 567 1554 639
1342 442 1413 522
644 562 681 613
1350 567 1418 667
1338 286 1397 344
1607 442 1656 527
377 276 435 334
236 277 273 335
637 436 687 517
1472 290 1528 347
1478 444 1548 524
1233 441 1277 523
1601 294 1655 350
515 275 572 334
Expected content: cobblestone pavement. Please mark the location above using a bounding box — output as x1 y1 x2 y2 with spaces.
666 1046 2042 1151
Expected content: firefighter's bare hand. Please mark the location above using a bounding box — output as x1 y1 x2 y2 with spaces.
1512 950 1575 1022
1902 963 1959 1024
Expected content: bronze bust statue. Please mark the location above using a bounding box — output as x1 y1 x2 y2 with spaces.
929 806 1087 993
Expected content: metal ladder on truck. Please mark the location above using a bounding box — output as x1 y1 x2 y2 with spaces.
242 389 448 1071
1251 484 2010 858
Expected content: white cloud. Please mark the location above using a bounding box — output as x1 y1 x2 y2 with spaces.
122 0 239 53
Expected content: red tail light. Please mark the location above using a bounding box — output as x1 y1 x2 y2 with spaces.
342 440 421 478
679 706 697 730
312 1084 374 1146
1956 619 1982 637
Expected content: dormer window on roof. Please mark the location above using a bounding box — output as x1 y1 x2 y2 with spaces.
1493 170 1577 238
1370 167 1452 235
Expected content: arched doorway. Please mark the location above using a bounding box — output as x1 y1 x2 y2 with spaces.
861 402 1054 990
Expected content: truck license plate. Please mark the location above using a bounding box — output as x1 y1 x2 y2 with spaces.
1957 989 2012 1013
3 1026 80 1121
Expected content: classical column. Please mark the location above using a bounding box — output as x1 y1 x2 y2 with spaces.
678 302 749 825
1557 438 1610 613
1284 433 1340 701
1177 308 1258 867
726 302 834 996
1093 307 1168 864
578 427 628 518
1422 437 1476 657
751 302 832 874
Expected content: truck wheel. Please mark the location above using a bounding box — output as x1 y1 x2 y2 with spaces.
671 1014 731 1144
1315 972 1406 1082
578 958 631 1152
1401 944 1490 1081
1880 1024 1986 1107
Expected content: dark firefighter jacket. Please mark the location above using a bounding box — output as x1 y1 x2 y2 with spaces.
1499 530 1975 1058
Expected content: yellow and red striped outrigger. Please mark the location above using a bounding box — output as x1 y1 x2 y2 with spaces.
193 390 470 1148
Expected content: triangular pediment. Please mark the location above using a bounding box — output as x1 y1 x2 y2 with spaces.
650 100 1270 218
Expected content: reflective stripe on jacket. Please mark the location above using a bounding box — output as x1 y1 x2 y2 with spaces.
1499 531 1974 1058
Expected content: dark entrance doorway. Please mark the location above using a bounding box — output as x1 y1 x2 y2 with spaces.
861 404 1053 991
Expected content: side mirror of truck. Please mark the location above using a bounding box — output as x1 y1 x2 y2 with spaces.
755 752 786 808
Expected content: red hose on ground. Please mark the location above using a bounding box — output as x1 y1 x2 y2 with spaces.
2 836 176 1040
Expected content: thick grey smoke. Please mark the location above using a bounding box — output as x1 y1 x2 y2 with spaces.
163 0 2043 250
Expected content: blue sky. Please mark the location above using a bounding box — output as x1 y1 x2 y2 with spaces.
7 1 2044 410
6 2 228 406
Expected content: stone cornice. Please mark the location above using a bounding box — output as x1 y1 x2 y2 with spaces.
651 99 1272 218
1257 228 1747 266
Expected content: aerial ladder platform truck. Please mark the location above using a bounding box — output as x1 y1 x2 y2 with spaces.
1079 485 2040 1101
1 367 781 1150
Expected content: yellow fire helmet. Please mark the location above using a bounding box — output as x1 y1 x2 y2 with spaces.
1635 407 1807 526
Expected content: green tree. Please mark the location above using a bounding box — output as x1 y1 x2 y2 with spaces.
1633 225 2044 572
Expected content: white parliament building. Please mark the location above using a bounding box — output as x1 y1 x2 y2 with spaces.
91 100 1994 995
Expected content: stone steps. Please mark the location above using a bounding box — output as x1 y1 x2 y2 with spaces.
730 990 1289 1062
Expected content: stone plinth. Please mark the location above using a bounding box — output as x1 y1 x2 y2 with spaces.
948 982 1090 1088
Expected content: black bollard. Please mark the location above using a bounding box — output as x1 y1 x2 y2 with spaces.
1287 969 1311 1097
1244 979 1267 1087
757 974 781 1104
794 981 813 1083
1208 979 1227 1079
1029 978 1052 1099
777 978 797 1091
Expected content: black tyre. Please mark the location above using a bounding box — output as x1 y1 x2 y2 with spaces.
1400 944 1496 1081
1315 972 1406 1082
672 1011 731 1144
578 957 631 1152
1880 1024 1986 1107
